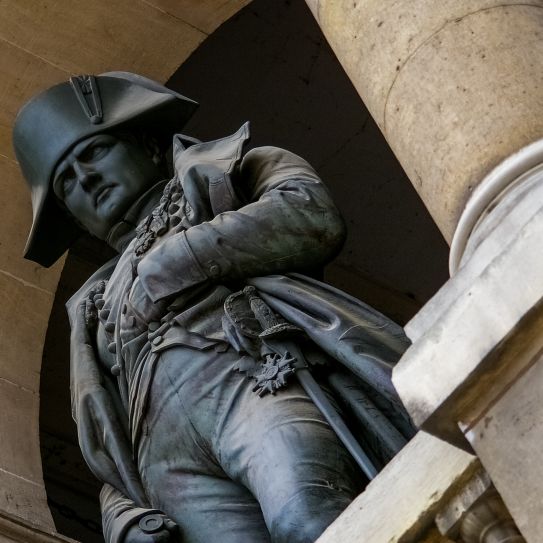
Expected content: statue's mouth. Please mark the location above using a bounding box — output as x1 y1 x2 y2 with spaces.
95 185 114 207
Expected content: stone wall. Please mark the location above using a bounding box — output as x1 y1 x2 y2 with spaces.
0 0 249 538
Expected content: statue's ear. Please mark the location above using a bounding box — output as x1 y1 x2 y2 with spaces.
131 130 167 169
116 128 169 174
145 136 164 167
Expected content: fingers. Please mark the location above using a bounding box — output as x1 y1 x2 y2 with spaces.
74 279 108 339
73 301 94 346
164 518 177 532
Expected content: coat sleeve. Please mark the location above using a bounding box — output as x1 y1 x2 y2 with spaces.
137 145 346 302
100 484 163 543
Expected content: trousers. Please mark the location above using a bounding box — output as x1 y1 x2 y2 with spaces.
136 343 361 543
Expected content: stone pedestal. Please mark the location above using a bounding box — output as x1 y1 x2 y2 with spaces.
393 144 543 542
0 512 78 543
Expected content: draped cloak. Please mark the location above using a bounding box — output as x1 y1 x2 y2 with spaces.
66 124 415 540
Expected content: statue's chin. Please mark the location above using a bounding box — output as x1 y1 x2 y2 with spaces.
104 180 168 251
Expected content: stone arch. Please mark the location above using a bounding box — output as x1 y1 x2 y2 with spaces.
0 1 250 539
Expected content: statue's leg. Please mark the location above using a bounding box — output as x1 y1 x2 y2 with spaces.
137 344 360 543
136 348 272 543
214 378 362 543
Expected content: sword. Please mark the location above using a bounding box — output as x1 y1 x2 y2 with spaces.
243 287 378 480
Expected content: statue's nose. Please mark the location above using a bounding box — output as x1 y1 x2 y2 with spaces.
73 161 98 190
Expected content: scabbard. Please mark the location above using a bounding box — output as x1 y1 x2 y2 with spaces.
286 341 378 480
243 285 379 480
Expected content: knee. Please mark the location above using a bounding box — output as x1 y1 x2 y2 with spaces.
271 514 328 543
269 486 351 543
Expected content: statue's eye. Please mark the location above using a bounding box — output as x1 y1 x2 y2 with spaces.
62 172 75 194
61 170 76 195
79 142 110 162
53 167 75 199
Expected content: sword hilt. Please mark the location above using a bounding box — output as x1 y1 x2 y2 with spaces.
244 286 283 329
243 286 302 341
243 288 378 478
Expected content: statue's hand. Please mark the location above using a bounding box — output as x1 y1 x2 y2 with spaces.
123 514 181 543
127 277 169 325
82 279 108 333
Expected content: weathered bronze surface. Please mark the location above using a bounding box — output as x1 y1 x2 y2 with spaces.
14 72 414 543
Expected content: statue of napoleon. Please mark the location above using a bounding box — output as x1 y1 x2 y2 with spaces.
14 72 414 543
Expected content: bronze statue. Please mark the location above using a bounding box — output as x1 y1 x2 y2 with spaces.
14 72 414 543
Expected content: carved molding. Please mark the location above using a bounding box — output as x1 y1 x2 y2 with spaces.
0 511 78 543
460 492 525 543
436 470 525 543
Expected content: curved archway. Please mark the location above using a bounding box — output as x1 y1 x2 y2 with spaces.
0 0 249 540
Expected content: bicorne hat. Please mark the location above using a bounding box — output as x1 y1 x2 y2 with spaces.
13 72 198 267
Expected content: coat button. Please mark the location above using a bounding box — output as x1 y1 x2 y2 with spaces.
209 263 220 277
99 308 110 321
171 191 181 202
139 514 165 535
149 321 160 332
152 336 163 346
168 203 180 214
105 322 115 333
107 342 117 354
111 364 121 376
170 215 181 227
95 298 105 310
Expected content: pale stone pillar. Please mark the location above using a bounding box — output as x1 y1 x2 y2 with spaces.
305 0 543 244
394 165 543 542
307 2 543 542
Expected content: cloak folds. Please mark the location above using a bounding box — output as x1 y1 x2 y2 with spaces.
66 124 416 537
68 270 415 507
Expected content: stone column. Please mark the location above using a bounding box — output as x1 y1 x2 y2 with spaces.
306 2 543 542
305 0 543 245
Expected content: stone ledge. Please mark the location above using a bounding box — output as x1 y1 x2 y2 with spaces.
0 511 78 543
317 432 477 543
393 184 543 448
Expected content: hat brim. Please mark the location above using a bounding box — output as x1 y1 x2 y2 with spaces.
19 79 198 267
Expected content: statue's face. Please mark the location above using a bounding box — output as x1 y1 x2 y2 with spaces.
52 133 163 240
